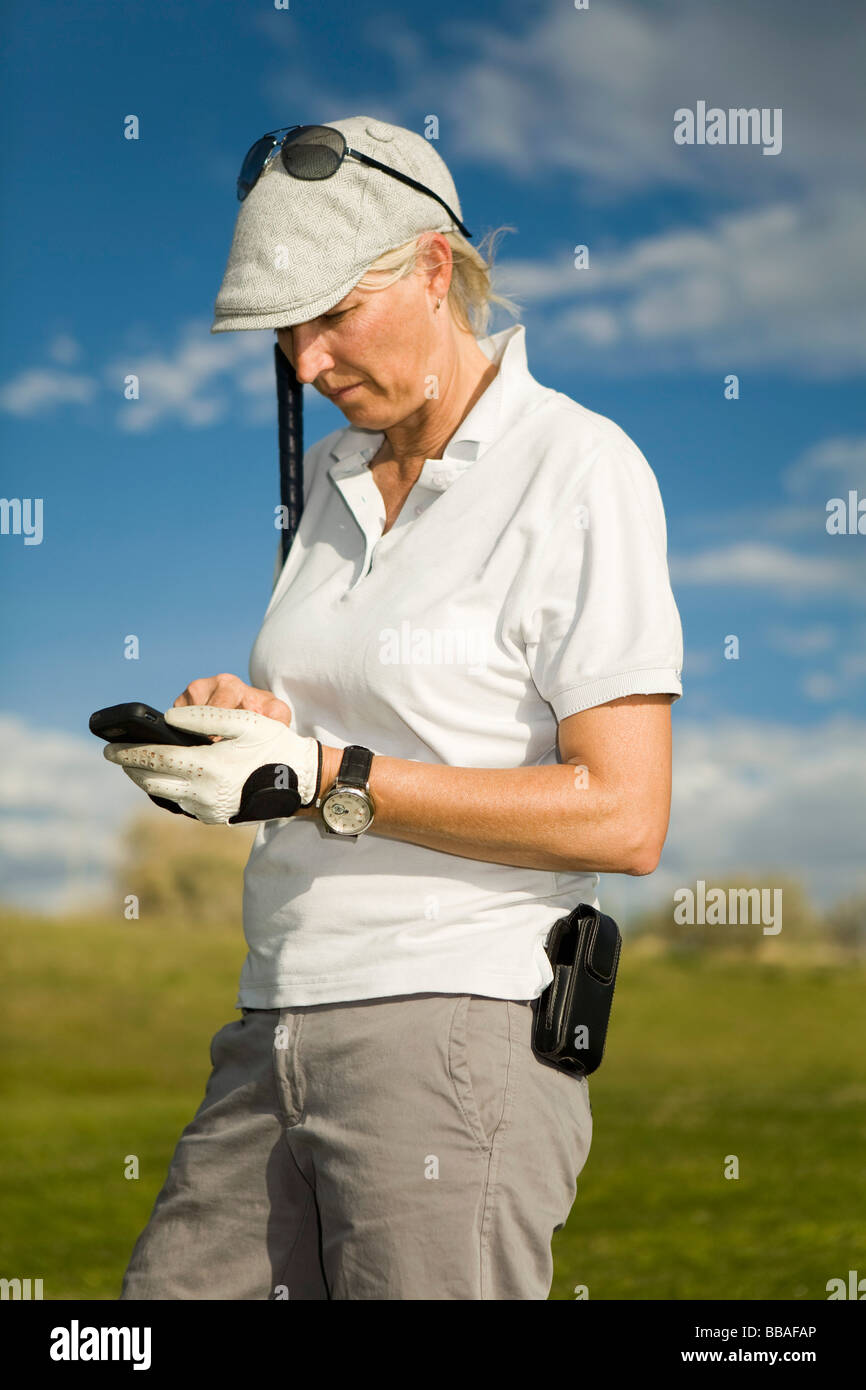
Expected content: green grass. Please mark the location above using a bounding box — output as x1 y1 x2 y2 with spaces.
1 912 863 1300
550 950 866 1300
0 911 246 1300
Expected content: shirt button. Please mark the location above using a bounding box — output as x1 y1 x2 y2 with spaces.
414 505 423 515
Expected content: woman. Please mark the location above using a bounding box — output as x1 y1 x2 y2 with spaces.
108 116 683 1300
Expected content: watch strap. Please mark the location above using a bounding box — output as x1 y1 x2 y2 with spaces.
335 744 374 790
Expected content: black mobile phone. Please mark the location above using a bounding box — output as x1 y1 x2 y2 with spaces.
89 702 213 747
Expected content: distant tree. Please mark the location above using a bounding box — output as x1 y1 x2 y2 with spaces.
630 874 820 956
823 892 866 955
113 807 256 929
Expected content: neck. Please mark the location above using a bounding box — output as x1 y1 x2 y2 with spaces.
375 327 499 479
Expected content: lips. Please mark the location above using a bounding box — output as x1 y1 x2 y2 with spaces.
324 382 361 398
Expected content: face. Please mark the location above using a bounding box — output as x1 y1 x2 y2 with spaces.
275 259 443 431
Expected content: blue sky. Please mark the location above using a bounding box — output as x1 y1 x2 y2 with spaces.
1 0 864 917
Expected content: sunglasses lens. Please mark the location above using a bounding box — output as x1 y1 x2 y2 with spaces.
281 125 346 180
237 135 277 201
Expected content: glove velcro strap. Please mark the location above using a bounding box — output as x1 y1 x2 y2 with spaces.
228 763 302 824
148 793 196 819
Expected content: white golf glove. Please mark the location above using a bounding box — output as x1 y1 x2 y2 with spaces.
103 705 322 826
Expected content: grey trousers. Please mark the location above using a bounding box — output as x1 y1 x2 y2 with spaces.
119 993 593 1300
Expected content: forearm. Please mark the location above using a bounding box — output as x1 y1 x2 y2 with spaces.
300 746 650 875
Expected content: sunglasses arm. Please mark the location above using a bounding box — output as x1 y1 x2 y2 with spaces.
348 148 472 239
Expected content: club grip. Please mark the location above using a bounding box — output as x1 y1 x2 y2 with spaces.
275 342 304 566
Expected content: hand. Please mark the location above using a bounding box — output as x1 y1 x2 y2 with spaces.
155 675 293 811
173 674 293 726
103 706 322 826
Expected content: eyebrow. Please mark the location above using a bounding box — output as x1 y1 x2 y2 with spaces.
274 300 355 334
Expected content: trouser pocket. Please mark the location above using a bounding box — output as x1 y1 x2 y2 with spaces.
447 995 521 1152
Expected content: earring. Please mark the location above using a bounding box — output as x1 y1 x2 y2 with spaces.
435 298 442 312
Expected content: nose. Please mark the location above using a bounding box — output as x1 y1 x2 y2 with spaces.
283 323 335 387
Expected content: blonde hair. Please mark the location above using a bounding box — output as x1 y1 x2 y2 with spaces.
355 226 522 338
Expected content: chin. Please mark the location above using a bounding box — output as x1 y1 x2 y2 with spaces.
341 402 386 428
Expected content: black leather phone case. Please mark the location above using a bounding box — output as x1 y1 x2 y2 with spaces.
532 903 622 1077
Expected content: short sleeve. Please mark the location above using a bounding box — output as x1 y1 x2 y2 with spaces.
520 430 684 721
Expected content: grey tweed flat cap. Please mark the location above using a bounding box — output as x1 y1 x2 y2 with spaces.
211 115 465 333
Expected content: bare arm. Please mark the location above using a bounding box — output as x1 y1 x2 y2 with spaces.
171 676 673 875
308 692 674 877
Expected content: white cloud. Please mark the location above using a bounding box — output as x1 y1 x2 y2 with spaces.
0 368 98 417
48 334 84 366
667 434 866 613
262 0 864 199
766 624 837 658
4 191 860 425
502 191 866 376
800 644 866 703
801 672 839 702
0 712 156 913
670 432 866 562
604 713 866 923
0 322 263 428
667 714 866 884
670 543 865 598
259 1 866 378
3 3 864 432
784 435 866 495
0 316 354 433
567 308 621 347
103 320 268 432
763 622 866 705
440 0 863 198
682 649 716 677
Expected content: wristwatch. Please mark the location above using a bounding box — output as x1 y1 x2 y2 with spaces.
320 745 376 838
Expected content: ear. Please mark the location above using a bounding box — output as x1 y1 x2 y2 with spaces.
417 231 453 301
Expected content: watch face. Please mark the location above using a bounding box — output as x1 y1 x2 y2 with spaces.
322 788 373 835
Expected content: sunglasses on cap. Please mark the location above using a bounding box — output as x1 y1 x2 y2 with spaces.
237 124 473 239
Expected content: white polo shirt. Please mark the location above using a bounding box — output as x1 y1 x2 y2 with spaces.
240 322 683 1007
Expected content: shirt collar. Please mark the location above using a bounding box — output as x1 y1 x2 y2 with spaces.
327 322 539 493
